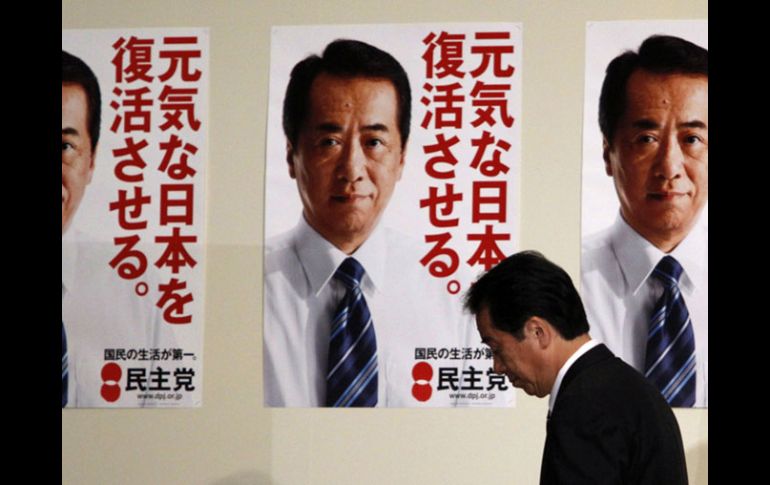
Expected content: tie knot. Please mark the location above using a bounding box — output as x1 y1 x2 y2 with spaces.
653 255 683 287
335 257 365 290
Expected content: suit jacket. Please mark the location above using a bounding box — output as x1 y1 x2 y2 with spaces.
540 344 688 485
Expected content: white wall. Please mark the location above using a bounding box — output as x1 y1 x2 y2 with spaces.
62 1 708 484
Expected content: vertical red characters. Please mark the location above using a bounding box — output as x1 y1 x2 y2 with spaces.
108 35 203 324
419 31 516 294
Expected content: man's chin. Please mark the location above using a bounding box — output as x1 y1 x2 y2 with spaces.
628 207 699 241
310 219 375 254
647 210 696 236
332 212 379 237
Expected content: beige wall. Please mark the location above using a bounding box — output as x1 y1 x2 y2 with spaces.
62 1 708 484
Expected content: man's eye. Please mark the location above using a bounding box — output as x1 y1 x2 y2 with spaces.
683 134 703 144
636 134 656 144
62 141 73 151
366 138 383 147
319 138 339 147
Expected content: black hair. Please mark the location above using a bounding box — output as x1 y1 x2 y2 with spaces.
464 251 590 340
599 35 708 144
62 50 102 150
282 39 411 149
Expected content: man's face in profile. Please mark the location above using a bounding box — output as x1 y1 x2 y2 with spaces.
62 83 95 235
288 73 405 253
604 70 708 250
476 307 548 398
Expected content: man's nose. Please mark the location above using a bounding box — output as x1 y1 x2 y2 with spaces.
338 140 366 183
654 132 685 181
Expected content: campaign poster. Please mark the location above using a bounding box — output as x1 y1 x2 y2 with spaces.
580 21 708 407
62 28 208 407
264 24 521 407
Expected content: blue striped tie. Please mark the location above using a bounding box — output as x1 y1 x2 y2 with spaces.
644 256 696 407
325 257 378 407
62 321 68 408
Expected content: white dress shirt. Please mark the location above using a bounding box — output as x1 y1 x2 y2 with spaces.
62 229 183 407
263 217 515 407
581 214 708 407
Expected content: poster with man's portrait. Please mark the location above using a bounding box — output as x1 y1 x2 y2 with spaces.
263 23 521 408
62 28 208 408
580 20 708 408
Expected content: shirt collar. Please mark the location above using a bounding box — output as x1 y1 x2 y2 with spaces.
294 216 387 296
62 228 78 298
610 212 707 295
548 339 600 412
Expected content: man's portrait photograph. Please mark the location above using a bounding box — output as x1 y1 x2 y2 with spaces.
62 29 208 407
580 20 708 408
262 23 522 408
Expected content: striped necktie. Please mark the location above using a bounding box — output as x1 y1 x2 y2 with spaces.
325 257 378 407
62 320 68 408
644 256 696 407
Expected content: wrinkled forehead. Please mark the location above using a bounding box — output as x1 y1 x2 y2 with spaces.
307 73 397 109
624 70 708 108
615 70 708 137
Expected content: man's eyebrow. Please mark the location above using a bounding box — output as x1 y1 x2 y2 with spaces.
313 123 391 133
361 123 389 133
631 119 660 130
315 122 343 133
62 127 81 137
630 119 708 130
679 120 707 130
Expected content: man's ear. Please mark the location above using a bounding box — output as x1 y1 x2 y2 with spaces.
86 146 96 184
396 144 406 181
602 137 613 177
286 140 297 179
525 316 552 349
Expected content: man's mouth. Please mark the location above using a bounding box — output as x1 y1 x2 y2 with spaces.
332 193 370 203
647 190 688 201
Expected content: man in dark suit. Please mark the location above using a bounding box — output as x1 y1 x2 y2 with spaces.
464 251 688 484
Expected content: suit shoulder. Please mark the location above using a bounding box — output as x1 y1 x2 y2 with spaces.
566 355 660 402
557 354 683 446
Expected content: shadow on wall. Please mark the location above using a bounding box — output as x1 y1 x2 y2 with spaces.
686 442 708 485
210 470 274 485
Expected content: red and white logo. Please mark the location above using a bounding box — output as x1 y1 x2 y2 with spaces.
100 362 122 402
411 362 433 402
